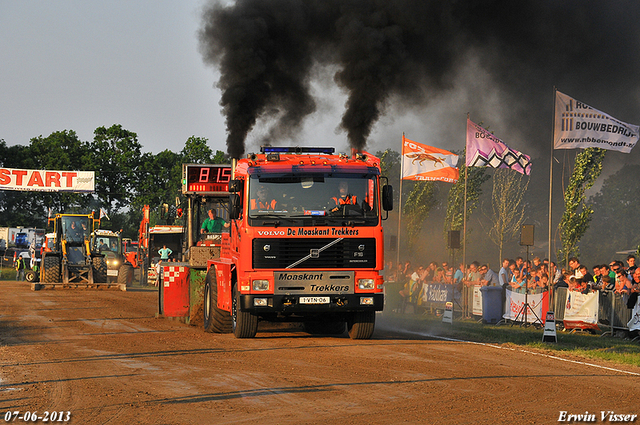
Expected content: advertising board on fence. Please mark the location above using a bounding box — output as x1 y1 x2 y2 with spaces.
472 285 483 316
503 288 549 324
563 291 599 330
628 298 640 332
420 283 453 307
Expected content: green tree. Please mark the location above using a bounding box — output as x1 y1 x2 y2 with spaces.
402 181 436 248
89 125 143 214
486 169 529 265
557 147 606 267
579 163 640 265
443 156 490 243
133 150 182 213
181 136 214 164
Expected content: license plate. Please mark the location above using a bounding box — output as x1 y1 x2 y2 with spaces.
107 270 118 276
299 296 330 304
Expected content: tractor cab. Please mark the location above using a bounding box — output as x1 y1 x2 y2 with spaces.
40 212 107 285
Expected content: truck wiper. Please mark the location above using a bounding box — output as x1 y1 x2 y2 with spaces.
343 220 366 226
252 214 296 226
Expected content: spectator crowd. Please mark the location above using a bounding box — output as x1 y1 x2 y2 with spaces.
385 254 640 312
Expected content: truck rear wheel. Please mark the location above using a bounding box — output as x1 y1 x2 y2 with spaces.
92 257 107 283
42 256 60 283
117 264 134 286
232 285 258 338
347 311 376 340
204 267 232 333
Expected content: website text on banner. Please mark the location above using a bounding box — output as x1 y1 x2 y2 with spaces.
466 119 532 175
401 136 459 183
554 91 639 153
0 168 95 192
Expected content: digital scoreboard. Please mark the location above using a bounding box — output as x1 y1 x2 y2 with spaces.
182 164 232 195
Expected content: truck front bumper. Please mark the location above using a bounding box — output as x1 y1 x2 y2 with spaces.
239 293 384 314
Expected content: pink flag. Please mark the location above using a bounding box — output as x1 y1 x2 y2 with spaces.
466 119 531 175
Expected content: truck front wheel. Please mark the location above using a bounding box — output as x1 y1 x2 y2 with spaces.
232 285 258 338
204 267 232 333
347 311 376 340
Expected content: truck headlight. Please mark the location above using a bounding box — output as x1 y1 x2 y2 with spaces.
252 280 269 291
358 279 375 290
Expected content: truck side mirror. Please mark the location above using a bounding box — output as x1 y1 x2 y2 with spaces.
229 194 242 219
382 185 393 211
228 179 242 193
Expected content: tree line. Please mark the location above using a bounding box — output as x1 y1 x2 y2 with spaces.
0 125 227 239
377 147 640 268
2 127 636 266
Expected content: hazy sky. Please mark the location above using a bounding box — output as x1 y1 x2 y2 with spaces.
3 0 640 167
0 0 499 158
0 0 388 156
0 1 227 154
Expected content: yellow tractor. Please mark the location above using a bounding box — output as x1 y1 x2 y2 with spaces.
39 213 109 287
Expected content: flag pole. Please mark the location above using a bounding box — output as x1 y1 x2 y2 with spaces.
548 87 556 266
463 115 469 287
462 115 469 318
397 134 405 268
548 87 557 306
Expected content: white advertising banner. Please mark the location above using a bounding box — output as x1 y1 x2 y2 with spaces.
503 288 547 323
627 297 640 332
0 168 95 193
472 285 483 316
562 290 599 329
554 91 639 153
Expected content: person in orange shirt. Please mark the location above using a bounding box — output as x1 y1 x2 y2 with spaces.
251 185 277 211
329 181 357 213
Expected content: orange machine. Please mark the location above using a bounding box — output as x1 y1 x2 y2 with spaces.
203 147 393 339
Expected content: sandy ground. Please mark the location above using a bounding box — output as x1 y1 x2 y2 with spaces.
0 281 638 424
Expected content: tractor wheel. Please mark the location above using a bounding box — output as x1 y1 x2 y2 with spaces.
232 284 258 338
117 263 134 286
347 311 376 340
92 257 107 283
42 256 60 283
25 269 38 283
304 320 346 336
204 266 232 333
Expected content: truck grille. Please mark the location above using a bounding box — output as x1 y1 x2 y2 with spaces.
252 238 376 269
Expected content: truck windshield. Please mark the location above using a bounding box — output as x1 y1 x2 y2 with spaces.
96 236 120 253
248 173 378 225
61 217 90 243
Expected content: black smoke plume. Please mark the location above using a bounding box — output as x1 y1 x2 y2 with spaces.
199 0 640 158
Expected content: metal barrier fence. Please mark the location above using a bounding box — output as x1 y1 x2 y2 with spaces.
400 282 636 333
551 287 632 334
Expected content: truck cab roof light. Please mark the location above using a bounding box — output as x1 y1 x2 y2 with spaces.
260 146 335 155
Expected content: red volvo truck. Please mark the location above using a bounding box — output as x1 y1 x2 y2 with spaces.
204 146 393 339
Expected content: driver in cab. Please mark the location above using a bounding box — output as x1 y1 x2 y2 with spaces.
251 185 277 211
67 220 84 242
201 209 230 234
329 181 357 213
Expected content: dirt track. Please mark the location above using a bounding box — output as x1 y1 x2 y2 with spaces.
0 281 639 424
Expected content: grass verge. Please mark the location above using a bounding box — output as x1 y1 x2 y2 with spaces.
380 312 640 369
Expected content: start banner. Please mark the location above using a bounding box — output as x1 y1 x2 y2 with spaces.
0 168 95 193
